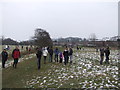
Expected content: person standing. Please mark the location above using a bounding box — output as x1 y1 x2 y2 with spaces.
54 47 59 62
63 47 69 65
77 46 79 50
104 47 110 64
59 52 63 63
21 46 24 50
12 46 21 68
36 47 42 70
1 49 8 68
43 47 48 64
28 47 31 54
7 45 10 50
100 47 104 65
48 47 53 62
69 47 73 64
26 46 28 51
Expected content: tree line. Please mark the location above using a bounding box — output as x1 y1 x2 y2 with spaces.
1 28 53 47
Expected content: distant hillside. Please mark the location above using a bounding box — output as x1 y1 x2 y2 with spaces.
53 36 120 42
2 38 34 45
2 38 19 45
53 37 87 43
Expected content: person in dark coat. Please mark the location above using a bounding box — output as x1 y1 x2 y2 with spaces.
104 47 110 64
26 46 28 51
12 46 21 68
36 47 42 70
21 46 24 50
48 47 53 62
69 47 73 64
54 47 59 62
100 47 104 65
1 49 8 68
77 46 79 50
63 47 69 65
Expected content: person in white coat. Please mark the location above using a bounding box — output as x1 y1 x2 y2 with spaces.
43 47 48 64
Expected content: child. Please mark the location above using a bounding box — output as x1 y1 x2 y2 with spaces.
59 52 63 63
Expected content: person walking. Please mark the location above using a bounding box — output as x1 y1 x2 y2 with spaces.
48 47 53 62
12 46 21 68
100 47 104 65
54 47 59 62
1 49 8 68
43 47 48 64
104 47 110 64
69 47 73 64
63 47 69 65
36 47 42 70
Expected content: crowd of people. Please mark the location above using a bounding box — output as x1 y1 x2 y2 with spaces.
1 45 110 69
36 46 73 70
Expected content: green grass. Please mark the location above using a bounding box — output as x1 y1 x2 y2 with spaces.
2 56 50 88
2 47 119 89
2 50 64 88
2 56 79 88
2 46 65 88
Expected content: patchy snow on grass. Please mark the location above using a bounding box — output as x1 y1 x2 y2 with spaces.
3 53 36 68
25 48 119 88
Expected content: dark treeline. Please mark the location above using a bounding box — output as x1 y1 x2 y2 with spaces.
1 37 119 47
1 38 34 45
2 38 19 45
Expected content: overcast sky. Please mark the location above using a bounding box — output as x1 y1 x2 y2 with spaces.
0 0 118 41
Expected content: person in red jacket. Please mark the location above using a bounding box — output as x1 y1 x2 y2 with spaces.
12 46 21 68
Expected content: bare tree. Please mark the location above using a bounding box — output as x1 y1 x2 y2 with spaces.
89 33 97 47
89 33 97 41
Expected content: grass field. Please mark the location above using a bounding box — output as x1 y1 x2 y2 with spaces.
2 47 119 89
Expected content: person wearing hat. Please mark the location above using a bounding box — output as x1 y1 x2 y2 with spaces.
1 49 8 68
